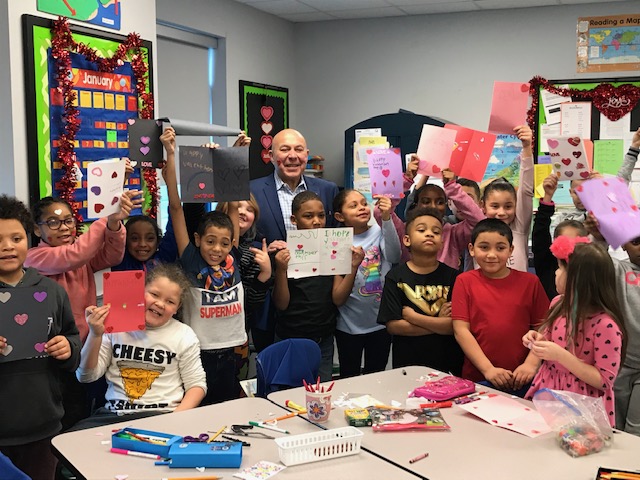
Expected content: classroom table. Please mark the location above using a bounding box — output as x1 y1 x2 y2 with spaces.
52 396 421 480
268 366 640 480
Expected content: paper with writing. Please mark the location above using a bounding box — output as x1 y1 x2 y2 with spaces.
286 228 353 279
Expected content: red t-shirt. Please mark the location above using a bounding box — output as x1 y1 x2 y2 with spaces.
451 269 550 382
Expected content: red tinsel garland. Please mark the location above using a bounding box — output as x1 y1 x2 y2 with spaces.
527 76 640 148
51 17 158 220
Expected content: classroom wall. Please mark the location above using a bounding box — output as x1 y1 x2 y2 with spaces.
0 0 157 200
293 1 639 185
155 0 298 137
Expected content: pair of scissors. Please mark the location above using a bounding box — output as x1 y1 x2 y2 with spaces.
182 433 209 443
230 424 274 439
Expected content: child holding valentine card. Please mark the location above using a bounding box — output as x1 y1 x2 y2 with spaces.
77 263 206 422
533 173 588 300
0 195 80 480
480 125 534 272
377 206 463 374
523 238 624 426
331 189 401 378
272 190 364 381
452 219 549 394
162 128 270 405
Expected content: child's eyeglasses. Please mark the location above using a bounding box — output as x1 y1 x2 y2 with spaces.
38 217 77 230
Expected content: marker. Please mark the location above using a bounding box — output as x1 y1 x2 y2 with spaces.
110 447 161 460
285 400 307 413
409 452 429 464
248 420 289 434
419 401 452 409
266 411 298 423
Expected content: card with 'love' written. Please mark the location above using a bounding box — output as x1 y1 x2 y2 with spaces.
127 118 164 168
547 137 590 181
103 271 146 333
87 158 125 219
0 287 50 363
286 228 353 279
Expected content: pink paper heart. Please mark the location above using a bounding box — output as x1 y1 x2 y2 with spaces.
127 118 136 125
332 241 338 247
261 121 273 134
14 314 28 325
432 165 441 174
140 136 151 145
381 169 390 178
579 171 589 179
140 146 150 156
260 106 274 121
330 254 336 259
91 167 103 177
33 291 47 302
34 342 46 353
199 182 206 190
547 139 559 149
261 135 272 149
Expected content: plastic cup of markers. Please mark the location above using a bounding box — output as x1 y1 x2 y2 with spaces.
305 391 332 423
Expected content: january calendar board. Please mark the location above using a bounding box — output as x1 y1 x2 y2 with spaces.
23 16 153 220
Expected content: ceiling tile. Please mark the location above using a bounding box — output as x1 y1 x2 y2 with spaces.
329 6 408 19
280 11 338 22
399 2 480 14
247 0 317 15
385 0 469 5
474 0 560 8
299 0 390 10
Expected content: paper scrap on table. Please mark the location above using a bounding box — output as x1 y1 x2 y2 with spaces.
458 395 551 438
348 395 386 409
233 460 286 480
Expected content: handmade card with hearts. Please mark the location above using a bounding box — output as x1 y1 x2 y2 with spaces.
547 137 590 181
575 176 640 248
127 118 164 168
367 148 404 199
488 81 530 134
179 146 215 203
212 146 250 202
457 130 497 182
286 228 353 279
459 395 551 438
0 287 50 363
87 159 126 219
444 124 474 174
416 124 456 178
103 271 146 333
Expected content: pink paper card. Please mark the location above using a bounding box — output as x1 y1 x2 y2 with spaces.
103 271 146 333
444 124 474 174
459 395 551 438
547 137 590 181
575 177 640 248
488 81 530 134
367 148 404 198
584 139 594 170
416 124 456 178
457 131 497 182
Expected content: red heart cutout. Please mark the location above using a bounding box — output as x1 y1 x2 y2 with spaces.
520 83 529 93
567 137 580 147
603 181 609 186
366 149 373 154
531 430 540 434
111 171 118 178
332 250 337 254
432 165 441 173
297 244 303 249
612 207 617 212
106 326 113 333
579 171 589 179
104 273 111 280
381 169 390 178
491 419 498 424
392 148 400 154
135 272 143 279
260 106 274 121
260 135 272 149
138 324 145 330
575 185 584 192
111 196 119 205
572 151 582 158
94 204 105 213
524 408 531 411
312 267 317 272
198 182 206 190
591 84 638 121
561 158 571 166
576 163 585 169
632 205 639 211
261 149 271 164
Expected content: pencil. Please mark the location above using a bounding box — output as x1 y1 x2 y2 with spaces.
207 425 226 443
409 452 429 464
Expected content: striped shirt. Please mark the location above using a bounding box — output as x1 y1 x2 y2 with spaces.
274 172 307 231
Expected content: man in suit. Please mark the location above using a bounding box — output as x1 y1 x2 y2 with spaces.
250 129 339 247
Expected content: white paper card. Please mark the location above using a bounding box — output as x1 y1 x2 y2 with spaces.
87 158 125 219
560 102 592 139
355 128 382 143
286 228 353 279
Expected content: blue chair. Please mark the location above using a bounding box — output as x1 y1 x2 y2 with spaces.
256 338 321 398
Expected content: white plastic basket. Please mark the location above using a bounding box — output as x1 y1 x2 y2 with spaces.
275 426 364 466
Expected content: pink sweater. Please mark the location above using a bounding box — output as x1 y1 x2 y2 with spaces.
24 218 126 342
376 181 485 268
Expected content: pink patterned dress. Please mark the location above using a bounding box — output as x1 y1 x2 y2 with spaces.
525 312 622 426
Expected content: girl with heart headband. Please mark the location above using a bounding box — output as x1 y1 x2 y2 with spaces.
523 238 626 426
0 195 81 480
77 263 206 426
480 125 535 273
329 189 401 378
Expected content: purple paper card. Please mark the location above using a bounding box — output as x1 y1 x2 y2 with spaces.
367 148 404 199
575 177 640 248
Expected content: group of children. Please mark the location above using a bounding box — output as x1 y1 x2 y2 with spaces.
1 125 639 479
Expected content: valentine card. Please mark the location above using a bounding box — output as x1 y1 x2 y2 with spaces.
416 124 456 178
212 146 250 202
103 271 146 333
128 118 163 168
575 176 640 248
547 137 590 181
367 148 404 198
286 228 353 279
87 159 126 219
0 287 50 363
459 395 551 438
488 81 530 134
179 146 215 203
444 124 474 174
457 131 497 182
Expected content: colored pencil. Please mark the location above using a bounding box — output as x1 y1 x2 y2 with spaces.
207 425 226 443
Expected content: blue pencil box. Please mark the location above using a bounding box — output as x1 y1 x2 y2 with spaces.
112 427 182 458
159 441 243 468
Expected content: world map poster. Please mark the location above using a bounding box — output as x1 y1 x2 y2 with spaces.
577 14 640 73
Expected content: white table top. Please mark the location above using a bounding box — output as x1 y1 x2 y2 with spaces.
268 366 640 480
52 397 420 480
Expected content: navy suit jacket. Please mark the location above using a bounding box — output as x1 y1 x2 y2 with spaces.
250 174 340 244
